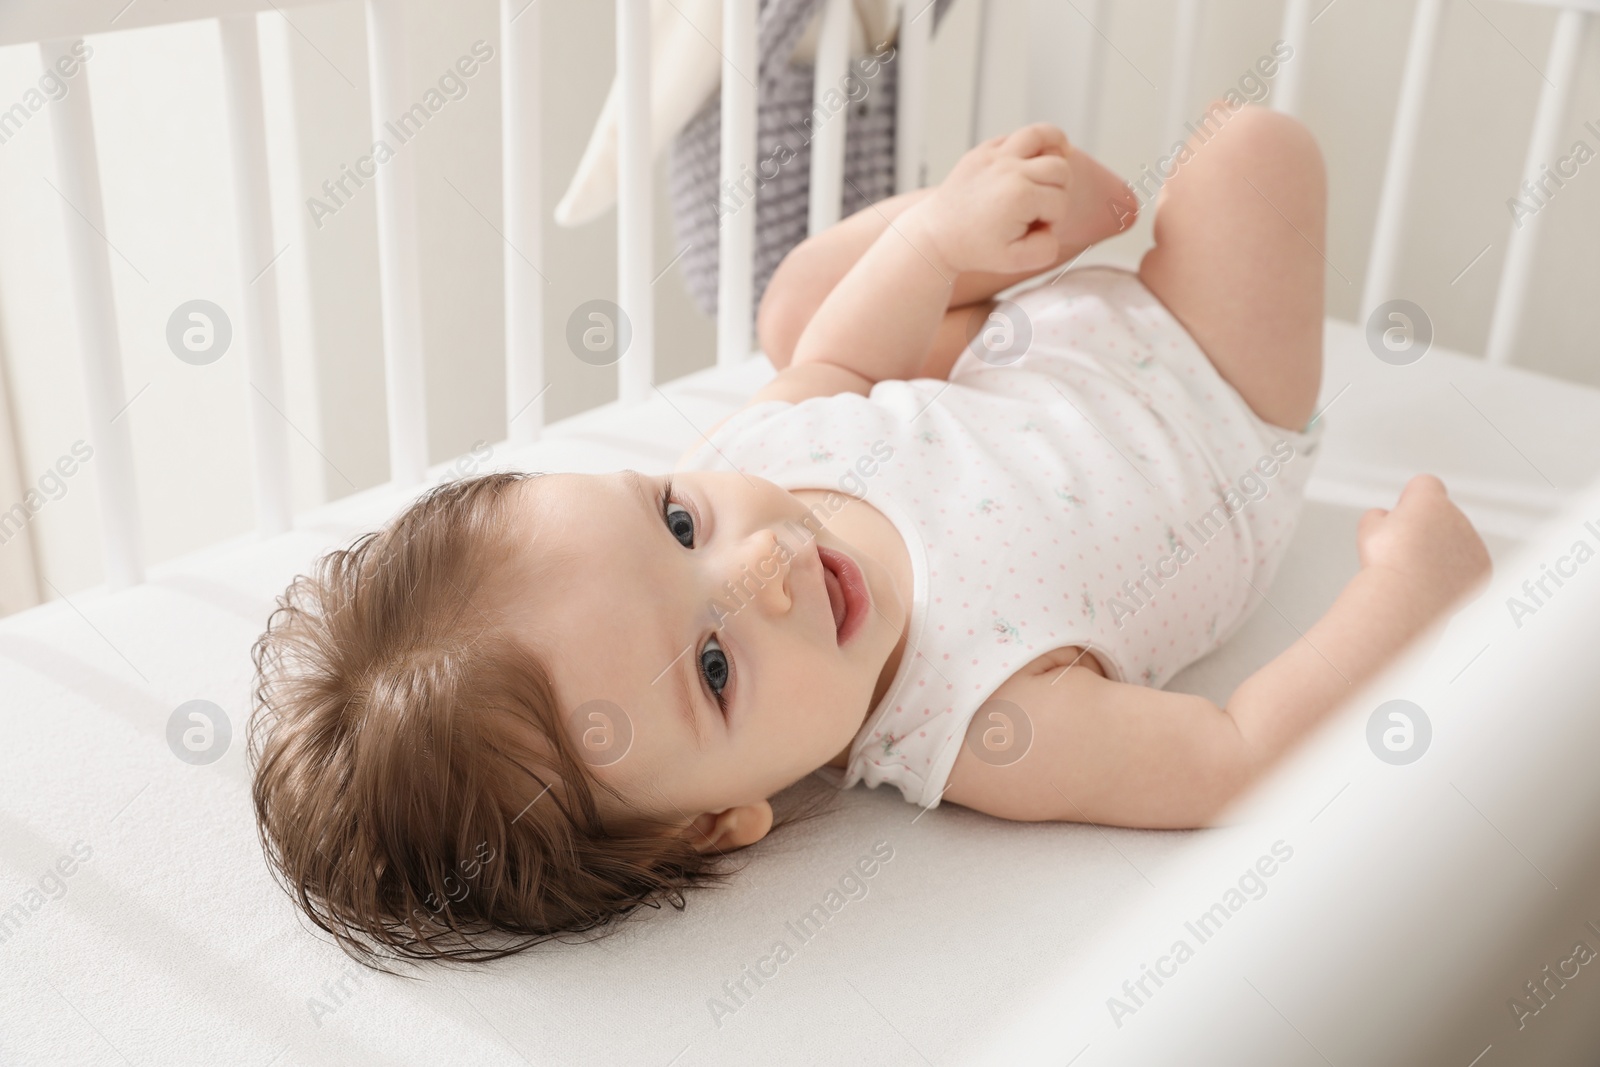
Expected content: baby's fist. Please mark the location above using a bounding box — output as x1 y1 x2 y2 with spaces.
1358 474 1492 610
916 123 1075 275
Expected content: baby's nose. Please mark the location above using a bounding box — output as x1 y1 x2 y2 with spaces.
732 529 792 612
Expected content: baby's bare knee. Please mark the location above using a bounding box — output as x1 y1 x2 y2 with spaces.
1198 103 1324 184
1155 103 1324 221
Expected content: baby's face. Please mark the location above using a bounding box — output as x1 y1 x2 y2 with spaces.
507 470 906 843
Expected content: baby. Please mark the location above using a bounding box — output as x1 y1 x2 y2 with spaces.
250 105 1491 964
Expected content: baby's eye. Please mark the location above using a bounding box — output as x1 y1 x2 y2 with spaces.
664 501 695 547
700 636 730 700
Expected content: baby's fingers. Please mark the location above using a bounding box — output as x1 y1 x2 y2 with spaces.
1030 182 1074 253
1004 122 1071 159
1005 219 1061 272
1019 153 1073 190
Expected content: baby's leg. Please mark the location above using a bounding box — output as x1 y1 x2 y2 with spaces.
1137 104 1326 433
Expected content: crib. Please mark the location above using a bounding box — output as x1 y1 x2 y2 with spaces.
3 0 1600 1063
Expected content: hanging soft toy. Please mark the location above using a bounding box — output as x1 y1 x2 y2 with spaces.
553 0 956 324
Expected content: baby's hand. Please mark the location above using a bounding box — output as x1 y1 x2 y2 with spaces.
1357 474 1493 611
912 123 1075 276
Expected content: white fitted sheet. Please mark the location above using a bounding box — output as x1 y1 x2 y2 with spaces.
1 321 1595 1065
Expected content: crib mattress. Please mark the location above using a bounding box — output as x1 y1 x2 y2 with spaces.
2 320 1596 1065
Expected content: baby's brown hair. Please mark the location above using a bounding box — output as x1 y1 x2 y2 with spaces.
249 471 826 967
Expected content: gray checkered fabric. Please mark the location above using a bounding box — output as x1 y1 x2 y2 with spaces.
666 0 955 330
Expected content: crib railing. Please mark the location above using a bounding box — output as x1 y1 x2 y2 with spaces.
3 0 1594 592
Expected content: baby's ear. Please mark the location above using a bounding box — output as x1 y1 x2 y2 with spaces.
685 801 774 853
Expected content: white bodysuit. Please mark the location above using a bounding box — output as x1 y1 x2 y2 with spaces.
677 267 1325 808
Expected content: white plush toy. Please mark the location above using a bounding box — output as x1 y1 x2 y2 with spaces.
553 0 903 227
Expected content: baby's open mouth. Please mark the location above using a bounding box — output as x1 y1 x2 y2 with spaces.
817 546 868 645
821 558 846 634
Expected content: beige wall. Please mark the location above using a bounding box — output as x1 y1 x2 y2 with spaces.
0 0 1595 605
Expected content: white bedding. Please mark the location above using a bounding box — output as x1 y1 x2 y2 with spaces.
2 321 1594 1065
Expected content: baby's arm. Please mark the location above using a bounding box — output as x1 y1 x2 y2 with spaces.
943 475 1493 828
787 124 1120 384
759 145 1135 381
746 124 1136 407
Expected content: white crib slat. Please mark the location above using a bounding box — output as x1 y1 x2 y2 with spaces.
1273 0 1311 116
364 0 429 484
1075 0 1106 153
967 0 990 149
718 0 757 366
894 0 931 193
808 0 850 235
1485 8 1588 366
616 0 653 405
1164 0 1204 152
501 0 544 441
1024 0 1103 156
40 38 144 590
1360 0 1444 321
219 15 292 536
